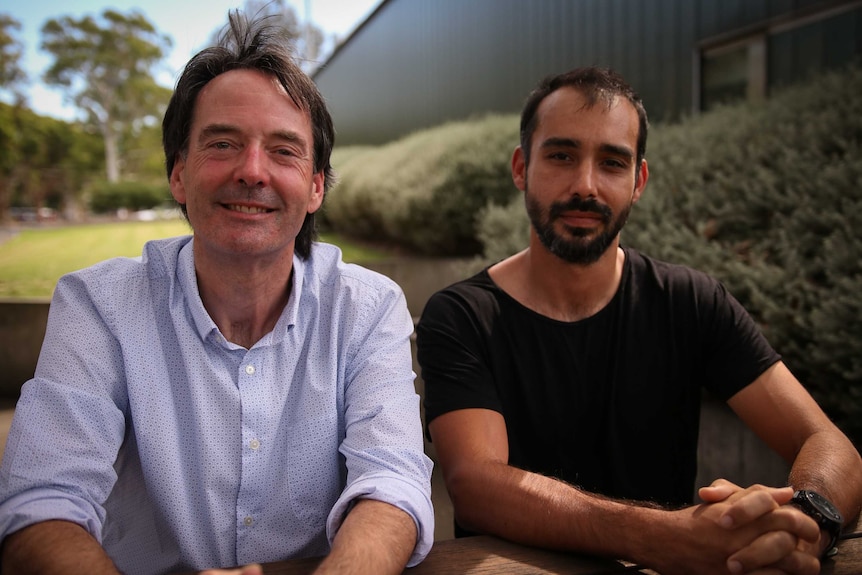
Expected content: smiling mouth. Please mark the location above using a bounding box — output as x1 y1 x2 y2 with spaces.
225 204 272 214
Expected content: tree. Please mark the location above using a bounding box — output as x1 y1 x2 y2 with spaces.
40 9 172 183
0 13 27 104
210 0 324 72
0 102 104 222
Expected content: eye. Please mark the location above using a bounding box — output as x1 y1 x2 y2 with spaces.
602 158 628 169
212 141 232 150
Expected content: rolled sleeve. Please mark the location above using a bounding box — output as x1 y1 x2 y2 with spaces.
326 471 434 566
327 282 434 565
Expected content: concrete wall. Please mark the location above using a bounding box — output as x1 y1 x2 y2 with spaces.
0 299 49 399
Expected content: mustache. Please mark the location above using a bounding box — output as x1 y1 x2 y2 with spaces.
216 184 278 203
548 197 613 221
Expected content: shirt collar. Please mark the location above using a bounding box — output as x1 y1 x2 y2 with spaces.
176 238 304 348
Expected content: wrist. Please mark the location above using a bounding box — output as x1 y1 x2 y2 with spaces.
790 490 843 559
608 503 673 567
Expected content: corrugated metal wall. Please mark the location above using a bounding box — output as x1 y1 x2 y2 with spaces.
313 0 861 145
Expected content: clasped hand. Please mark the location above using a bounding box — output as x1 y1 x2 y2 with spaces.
688 479 822 575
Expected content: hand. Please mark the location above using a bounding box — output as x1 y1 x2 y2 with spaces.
200 564 263 575
698 479 821 574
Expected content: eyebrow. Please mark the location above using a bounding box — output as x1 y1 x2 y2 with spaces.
540 136 634 161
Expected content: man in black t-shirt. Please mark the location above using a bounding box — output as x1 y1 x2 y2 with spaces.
416 67 862 575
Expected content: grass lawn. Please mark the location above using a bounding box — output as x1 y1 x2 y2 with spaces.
0 219 388 298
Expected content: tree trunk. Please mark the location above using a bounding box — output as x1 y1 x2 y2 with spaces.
103 120 121 183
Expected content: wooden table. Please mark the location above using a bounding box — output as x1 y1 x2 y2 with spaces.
825 530 862 575
178 519 862 574
219 536 646 574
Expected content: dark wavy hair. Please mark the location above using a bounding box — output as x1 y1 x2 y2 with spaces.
519 67 648 177
162 11 335 259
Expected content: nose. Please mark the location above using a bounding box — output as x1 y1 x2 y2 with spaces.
571 162 598 197
235 145 268 187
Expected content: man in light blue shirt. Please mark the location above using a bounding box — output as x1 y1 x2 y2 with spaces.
0 12 433 575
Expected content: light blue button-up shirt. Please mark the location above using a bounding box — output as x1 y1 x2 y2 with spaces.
0 236 434 574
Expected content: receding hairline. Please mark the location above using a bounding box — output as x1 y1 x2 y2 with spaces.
529 87 640 154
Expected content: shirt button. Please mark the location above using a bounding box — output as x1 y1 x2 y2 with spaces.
245 364 255 375
244 516 253 526
249 439 260 450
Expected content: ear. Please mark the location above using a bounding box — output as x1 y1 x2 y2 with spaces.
306 170 325 214
632 158 649 204
511 146 527 192
169 155 187 205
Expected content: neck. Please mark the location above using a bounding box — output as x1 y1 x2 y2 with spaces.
194 245 295 348
490 236 624 322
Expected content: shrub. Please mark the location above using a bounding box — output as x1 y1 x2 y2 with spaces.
326 115 520 255
89 180 172 213
631 66 862 445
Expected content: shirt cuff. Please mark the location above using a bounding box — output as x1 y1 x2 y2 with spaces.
326 474 434 567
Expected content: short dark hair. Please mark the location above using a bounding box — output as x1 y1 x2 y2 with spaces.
162 11 334 259
519 67 648 171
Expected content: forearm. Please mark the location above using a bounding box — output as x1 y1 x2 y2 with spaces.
314 499 417 575
449 462 819 574
447 460 667 561
1 520 119 575
789 427 862 528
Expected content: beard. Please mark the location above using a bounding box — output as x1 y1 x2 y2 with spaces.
526 187 632 265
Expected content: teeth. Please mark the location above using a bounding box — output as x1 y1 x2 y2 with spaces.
227 204 268 214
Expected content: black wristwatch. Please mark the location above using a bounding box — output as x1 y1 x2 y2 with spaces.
791 490 843 557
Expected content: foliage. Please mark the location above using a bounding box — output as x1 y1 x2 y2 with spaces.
0 13 26 102
40 9 172 183
121 122 169 182
326 115 518 255
475 195 529 263
88 181 172 213
625 65 862 445
0 222 385 298
0 102 104 222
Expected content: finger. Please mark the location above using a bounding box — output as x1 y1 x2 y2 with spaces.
717 488 785 528
769 486 795 506
698 478 742 502
775 506 821 543
726 530 798 572
769 548 821 575
242 565 264 575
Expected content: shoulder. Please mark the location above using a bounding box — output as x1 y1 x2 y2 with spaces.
302 242 407 309
424 268 498 313
417 268 503 337
55 235 191 302
622 247 757 336
624 246 724 297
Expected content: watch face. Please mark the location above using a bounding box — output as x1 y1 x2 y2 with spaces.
807 491 844 523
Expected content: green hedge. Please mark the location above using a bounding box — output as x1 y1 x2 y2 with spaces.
88 180 172 213
325 115 518 255
630 66 862 446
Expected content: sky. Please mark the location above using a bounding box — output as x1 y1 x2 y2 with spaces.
3 0 380 120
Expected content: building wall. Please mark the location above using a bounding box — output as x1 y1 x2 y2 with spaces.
313 0 862 146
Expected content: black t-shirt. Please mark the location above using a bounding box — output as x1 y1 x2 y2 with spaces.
416 247 780 509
